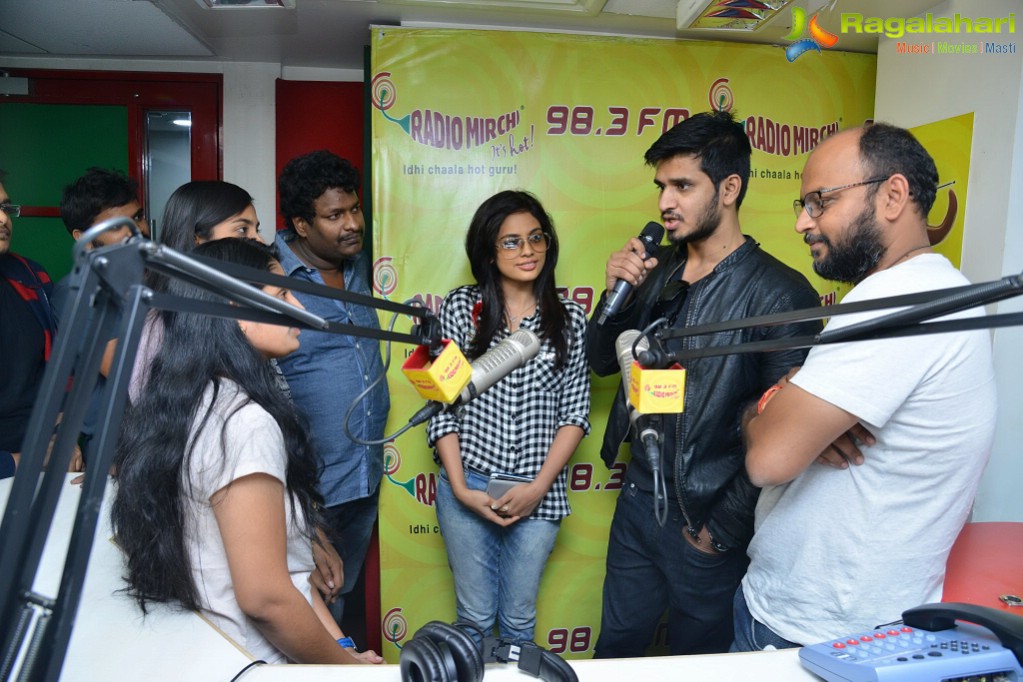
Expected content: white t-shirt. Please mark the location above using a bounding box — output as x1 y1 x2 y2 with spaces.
743 254 997 644
182 379 315 663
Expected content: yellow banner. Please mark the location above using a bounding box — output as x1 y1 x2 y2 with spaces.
370 27 876 661
910 113 973 267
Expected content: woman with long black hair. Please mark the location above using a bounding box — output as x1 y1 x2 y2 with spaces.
131 180 265 401
427 190 591 644
112 238 382 664
158 180 262 252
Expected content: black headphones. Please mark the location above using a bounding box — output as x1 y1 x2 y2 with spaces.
399 621 577 682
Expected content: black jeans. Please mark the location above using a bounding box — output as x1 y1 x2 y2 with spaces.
594 483 748 657
322 487 380 626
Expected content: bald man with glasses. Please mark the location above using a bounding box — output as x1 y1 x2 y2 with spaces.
734 123 998 650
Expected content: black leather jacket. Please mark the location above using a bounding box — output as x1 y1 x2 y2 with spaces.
587 236 822 551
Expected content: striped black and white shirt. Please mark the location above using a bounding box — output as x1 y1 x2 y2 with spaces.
427 285 591 520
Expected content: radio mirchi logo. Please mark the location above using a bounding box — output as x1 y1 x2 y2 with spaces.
784 6 839 61
371 71 522 151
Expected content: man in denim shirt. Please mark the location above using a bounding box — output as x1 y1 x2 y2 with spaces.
275 151 390 637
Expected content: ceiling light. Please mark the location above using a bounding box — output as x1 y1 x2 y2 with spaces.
678 0 794 31
172 119 192 127
0 75 30 96
195 0 296 8
378 0 605 16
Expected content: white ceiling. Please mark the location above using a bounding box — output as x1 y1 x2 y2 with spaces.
0 0 945 71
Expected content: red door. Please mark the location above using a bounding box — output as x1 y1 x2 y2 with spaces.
0 69 221 279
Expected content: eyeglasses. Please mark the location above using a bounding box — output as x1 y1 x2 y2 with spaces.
793 177 888 219
0 204 22 218
496 232 550 259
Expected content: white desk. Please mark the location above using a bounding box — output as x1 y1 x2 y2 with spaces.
244 648 813 681
1 474 817 681
2 474 252 681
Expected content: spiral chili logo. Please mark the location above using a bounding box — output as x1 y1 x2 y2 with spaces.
373 256 398 298
383 442 401 476
371 71 398 112
708 78 734 112
383 607 409 649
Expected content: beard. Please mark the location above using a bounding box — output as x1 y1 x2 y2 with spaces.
666 191 722 245
808 202 886 284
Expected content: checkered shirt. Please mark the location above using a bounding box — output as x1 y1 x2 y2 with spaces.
427 285 591 520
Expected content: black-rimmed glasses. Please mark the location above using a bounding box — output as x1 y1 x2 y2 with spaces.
0 203 22 218
793 177 888 219
496 232 550 259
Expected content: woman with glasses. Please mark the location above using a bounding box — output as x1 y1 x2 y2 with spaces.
427 190 590 644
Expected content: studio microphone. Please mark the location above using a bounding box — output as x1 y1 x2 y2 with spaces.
597 221 665 326
615 330 646 394
407 329 541 426
615 330 661 477
402 310 473 402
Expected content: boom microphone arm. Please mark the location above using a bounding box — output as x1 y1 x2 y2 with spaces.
0 216 440 682
641 269 1023 365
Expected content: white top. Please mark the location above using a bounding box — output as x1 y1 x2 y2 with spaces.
182 379 316 664
1 473 815 681
743 254 998 644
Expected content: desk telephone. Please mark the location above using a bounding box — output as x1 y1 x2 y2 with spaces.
799 603 1023 681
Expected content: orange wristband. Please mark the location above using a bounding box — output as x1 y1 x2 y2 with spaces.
757 384 783 414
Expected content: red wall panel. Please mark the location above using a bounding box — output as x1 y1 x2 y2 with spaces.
274 80 365 231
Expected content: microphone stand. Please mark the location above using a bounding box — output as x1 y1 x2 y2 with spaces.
627 270 1023 529
642 269 1023 363
627 325 670 527
0 217 441 682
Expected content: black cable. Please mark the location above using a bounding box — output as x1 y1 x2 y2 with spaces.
632 317 669 368
342 299 451 445
652 455 668 528
630 318 671 527
227 659 266 682
343 305 406 446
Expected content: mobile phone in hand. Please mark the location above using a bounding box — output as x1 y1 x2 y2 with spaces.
486 472 533 499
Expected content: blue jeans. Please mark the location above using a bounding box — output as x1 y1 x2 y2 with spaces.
435 469 560 643
594 482 748 657
730 584 800 652
323 487 380 624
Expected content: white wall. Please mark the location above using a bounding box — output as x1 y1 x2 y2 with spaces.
0 56 360 242
984 77 1023 522
874 0 1023 521
221 61 279 236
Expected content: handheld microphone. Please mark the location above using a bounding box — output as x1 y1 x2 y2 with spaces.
597 222 665 326
615 331 660 477
407 329 541 426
